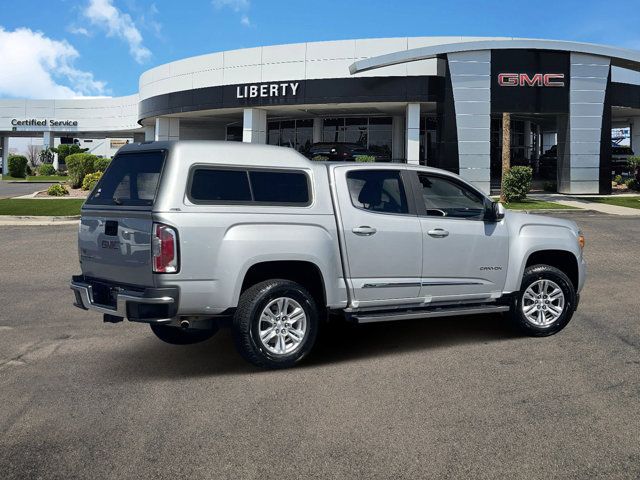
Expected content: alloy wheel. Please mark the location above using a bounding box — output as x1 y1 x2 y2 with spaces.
522 279 565 327
258 297 307 355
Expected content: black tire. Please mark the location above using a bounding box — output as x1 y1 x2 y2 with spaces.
150 324 218 345
511 264 577 337
232 279 319 369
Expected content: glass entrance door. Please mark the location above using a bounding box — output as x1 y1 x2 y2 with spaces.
490 114 564 193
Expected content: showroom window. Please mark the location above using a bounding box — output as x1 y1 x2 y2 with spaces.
323 117 393 159
267 119 313 153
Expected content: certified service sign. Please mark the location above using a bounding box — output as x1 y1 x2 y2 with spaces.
11 119 79 127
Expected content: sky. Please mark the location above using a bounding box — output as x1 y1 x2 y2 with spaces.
0 0 639 99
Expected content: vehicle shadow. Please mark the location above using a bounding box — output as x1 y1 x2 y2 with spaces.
308 313 518 367
102 313 519 380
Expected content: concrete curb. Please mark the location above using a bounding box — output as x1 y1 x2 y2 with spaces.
11 193 86 199
515 209 601 215
12 191 42 199
0 215 80 226
6 180 62 184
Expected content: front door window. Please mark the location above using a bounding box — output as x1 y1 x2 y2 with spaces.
418 174 485 219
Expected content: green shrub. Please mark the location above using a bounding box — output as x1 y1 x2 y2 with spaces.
354 155 376 163
624 178 639 190
54 144 88 165
26 165 34 176
311 155 329 161
613 174 623 185
502 166 533 202
47 184 68 196
93 157 112 172
543 181 557 192
66 153 98 188
627 156 640 174
38 163 56 176
7 155 28 178
82 171 103 191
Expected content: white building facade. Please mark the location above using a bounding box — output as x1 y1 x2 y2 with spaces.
3 36 640 194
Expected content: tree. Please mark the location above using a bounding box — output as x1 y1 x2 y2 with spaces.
54 144 89 166
500 112 511 203
39 147 55 164
628 156 640 182
26 144 42 167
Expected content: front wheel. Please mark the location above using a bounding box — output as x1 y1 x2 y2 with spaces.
232 279 319 369
511 264 577 336
150 324 218 345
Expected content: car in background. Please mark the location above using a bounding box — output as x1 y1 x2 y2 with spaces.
537 142 635 177
304 143 390 162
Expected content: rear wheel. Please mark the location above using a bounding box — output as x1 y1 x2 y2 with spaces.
511 264 577 336
150 324 218 345
232 279 319 369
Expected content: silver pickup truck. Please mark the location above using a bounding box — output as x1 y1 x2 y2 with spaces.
71 141 586 368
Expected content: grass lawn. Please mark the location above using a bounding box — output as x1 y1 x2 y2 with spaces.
587 196 640 210
503 198 578 210
0 199 84 216
1 175 67 182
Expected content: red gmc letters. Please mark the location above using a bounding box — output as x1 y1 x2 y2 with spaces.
498 73 565 87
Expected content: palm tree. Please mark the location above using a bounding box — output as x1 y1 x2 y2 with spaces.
500 112 511 203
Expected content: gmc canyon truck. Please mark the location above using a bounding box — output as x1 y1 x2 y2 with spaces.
71 141 586 369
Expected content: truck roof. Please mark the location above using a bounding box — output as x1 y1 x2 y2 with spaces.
117 140 313 169
116 141 468 183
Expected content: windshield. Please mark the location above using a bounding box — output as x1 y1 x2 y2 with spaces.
86 151 165 207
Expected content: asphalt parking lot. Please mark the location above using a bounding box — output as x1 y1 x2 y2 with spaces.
0 181 54 199
0 212 638 479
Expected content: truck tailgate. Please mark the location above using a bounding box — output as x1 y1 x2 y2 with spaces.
79 214 155 287
78 149 167 287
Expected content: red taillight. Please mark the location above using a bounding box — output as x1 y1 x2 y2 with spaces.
152 223 179 273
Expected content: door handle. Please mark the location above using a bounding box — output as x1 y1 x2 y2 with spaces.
427 228 449 238
352 226 377 236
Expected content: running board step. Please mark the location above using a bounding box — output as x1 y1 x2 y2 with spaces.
351 304 510 324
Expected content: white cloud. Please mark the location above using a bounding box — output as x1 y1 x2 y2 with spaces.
0 27 108 99
68 25 90 36
83 0 151 63
213 0 250 11
213 0 252 27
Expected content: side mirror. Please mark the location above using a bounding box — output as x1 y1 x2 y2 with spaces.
493 202 506 221
485 200 505 222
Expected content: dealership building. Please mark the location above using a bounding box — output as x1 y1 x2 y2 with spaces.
2 36 640 194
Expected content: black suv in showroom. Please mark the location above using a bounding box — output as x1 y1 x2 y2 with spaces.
304 143 390 161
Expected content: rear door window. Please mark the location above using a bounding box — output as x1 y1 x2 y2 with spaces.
346 170 408 214
87 151 165 207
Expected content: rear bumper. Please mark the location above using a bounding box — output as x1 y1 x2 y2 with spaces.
70 275 179 323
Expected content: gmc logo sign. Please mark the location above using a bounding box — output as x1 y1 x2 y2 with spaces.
498 73 565 87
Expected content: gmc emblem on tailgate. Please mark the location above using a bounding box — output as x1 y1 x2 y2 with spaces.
101 240 120 250
498 73 565 87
